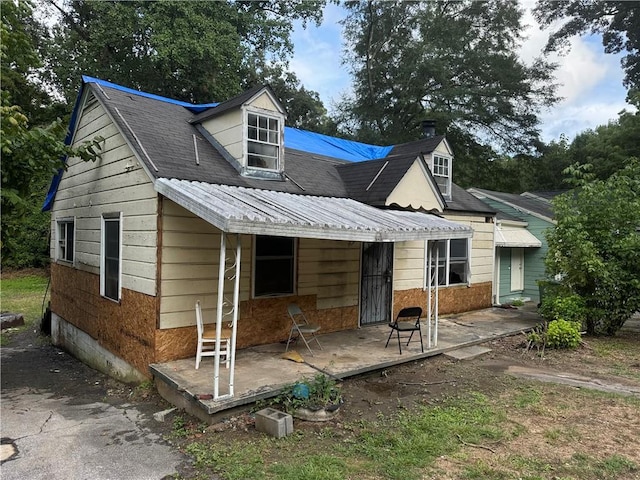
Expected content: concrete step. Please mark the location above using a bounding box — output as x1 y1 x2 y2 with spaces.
444 345 492 361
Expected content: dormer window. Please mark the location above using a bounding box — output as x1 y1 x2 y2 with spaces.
247 112 280 171
432 154 451 199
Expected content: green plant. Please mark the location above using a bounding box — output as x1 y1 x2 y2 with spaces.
539 291 586 325
546 319 582 349
273 374 342 414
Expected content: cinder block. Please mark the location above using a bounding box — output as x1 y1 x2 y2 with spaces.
255 408 293 438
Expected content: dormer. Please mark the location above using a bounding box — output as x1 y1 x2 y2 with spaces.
425 139 453 201
190 85 287 179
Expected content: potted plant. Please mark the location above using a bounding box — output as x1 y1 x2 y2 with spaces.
275 373 343 422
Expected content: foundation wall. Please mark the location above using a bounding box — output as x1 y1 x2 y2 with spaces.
392 281 492 318
50 263 157 375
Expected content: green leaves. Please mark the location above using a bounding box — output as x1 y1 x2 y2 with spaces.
545 159 640 334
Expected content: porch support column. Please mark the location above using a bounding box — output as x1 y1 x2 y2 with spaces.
213 233 242 400
426 240 440 349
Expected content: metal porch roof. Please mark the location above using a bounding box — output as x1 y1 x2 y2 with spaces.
155 179 473 242
495 225 542 248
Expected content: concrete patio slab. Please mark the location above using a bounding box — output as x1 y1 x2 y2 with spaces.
150 304 541 422
444 345 493 361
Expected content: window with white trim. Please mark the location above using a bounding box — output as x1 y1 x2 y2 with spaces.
247 112 280 170
57 218 75 263
101 213 121 301
429 238 469 286
253 235 295 297
432 154 451 198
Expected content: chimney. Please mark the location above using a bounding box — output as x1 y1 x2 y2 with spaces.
421 119 436 138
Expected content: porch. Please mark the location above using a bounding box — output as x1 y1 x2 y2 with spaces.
150 304 541 423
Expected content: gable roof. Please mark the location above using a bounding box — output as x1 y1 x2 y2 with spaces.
468 188 555 222
43 77 491 223
189 85 282 123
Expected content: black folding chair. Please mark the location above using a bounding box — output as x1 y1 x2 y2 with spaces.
385 307 424 354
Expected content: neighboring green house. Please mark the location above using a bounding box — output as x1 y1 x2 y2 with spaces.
468 189 561 305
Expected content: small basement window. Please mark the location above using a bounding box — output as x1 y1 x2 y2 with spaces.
57 218 75 263
247 112 280 170
253 235 295 297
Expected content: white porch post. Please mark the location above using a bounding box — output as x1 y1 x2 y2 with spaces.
213 233 242 400
426 240 440 349
213 233 227 399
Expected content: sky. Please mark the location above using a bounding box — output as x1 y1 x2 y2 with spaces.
290 2 634 144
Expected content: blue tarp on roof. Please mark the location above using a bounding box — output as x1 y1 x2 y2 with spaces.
42 76 392 211
284 127 391 162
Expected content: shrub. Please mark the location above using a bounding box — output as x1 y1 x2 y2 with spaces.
539 291 586 326
272 373 342 414
546 319 582 349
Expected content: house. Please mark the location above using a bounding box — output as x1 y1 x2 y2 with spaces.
467 188 560 305
44 76 496 387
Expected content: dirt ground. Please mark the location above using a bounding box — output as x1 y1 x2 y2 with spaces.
3 314 639 479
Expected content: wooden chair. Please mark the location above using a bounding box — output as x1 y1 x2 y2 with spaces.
195 300 231 369
385 307 424 354
286 304 322 356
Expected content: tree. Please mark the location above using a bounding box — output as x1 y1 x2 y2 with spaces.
567 107 640 181
534 0 640 98
338 0 558 164
40 0 325 104
545 161 640 335
1 0 101 268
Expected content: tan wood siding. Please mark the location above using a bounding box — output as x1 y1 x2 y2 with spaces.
443 213 494 284
49 95 158 297
159 200 253 329
298 239 360 310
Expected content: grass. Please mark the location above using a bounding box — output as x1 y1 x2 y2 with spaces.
0 272 50 344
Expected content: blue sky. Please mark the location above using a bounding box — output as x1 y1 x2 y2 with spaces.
290 2 634 144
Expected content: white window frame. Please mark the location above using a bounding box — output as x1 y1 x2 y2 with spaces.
56 217 75 264
245 109 281 172
431 154 452 198
426 238 471 287
252 235 297 298
100 212 123 302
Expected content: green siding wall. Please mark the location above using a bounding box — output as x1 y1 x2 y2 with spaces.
481 197 554 303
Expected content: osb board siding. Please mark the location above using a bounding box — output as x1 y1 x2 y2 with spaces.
392 281 492 317
154 295 359 362
50 263 157 375
50 96 158 296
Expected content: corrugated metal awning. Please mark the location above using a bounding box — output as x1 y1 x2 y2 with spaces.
155 178 473 242
495 225 542 248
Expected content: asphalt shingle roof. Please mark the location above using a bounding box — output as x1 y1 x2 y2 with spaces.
87 81 492 214
471 188 555 220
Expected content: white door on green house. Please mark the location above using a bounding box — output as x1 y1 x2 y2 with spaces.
510 248 524 292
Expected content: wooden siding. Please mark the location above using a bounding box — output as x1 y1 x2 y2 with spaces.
49 93 158 296
481 198 554 302
201 110 243 161
386 160 443 212
158 200 361 330
393 213 493 292
298 238 360 309
442 213 494 285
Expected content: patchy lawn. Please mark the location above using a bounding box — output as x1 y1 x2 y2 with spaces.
166 326 640 480
0 269 50 344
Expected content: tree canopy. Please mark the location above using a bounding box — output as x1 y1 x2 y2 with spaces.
338 1 558 153
534 0 640 99
40 0 325 104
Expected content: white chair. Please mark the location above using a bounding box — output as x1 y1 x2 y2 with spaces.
286 304 322 356
195 300 231 369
